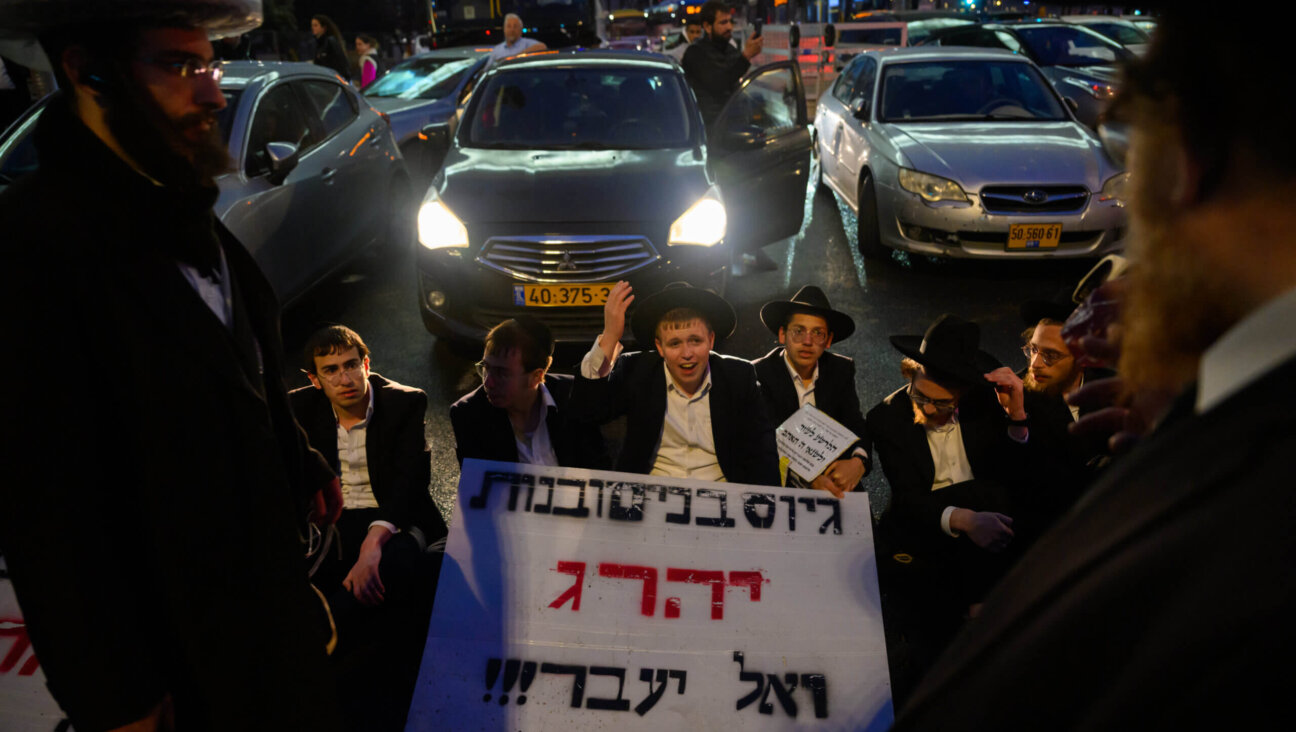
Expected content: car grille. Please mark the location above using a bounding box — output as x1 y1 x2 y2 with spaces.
472 306 605 342
477 235 659 283
979 186 1090 214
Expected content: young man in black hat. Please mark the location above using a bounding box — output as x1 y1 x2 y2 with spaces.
569 281 780 485
752 285 871 496
451 317 608 469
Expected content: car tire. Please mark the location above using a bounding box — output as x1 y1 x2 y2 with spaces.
856 171 889 260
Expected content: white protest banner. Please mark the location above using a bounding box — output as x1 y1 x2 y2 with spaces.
776 404 859 482
0 571 70 732
407 460 892 731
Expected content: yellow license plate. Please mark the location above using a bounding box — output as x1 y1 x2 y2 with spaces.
1007 223 1062 250
513 283 614 307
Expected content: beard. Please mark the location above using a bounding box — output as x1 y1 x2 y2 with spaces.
1117 124 1249 399
106 77 230 188
1024 367 1078 398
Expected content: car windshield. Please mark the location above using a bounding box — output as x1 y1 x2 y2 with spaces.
1082 22 1150 46
1013 25 1132 67
466 66 693 149
907 18 977 45
363 56 478 100
878 60 1068 122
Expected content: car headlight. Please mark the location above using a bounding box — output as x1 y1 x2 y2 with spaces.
418 196 469 250
1099 172 1129 203
898 168 967 203
1063 76 1117 100
668 187 726 246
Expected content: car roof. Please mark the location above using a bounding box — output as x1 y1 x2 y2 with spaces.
491 48 679 71
861 46 1027 63
217 61 347 90
405 46 493 59
1061 15 1142 26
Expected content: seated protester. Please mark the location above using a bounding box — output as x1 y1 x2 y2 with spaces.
450 316 609 469
570 281 780 486
753 286 871 496
289 326 446 612
1017 293 1116 521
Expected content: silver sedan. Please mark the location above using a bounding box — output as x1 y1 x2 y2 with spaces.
815 47 1128 260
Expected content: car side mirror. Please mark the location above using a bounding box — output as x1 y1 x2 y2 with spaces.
789 24 801 50
824 24 836 48
850 97 870 121
421 122 451 151
266 141 299 184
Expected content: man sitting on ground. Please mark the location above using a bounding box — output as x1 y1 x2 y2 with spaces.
753 285 871 496
569 281 780 485
451 316 608 469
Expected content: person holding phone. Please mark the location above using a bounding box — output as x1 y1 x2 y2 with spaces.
681 1 762 127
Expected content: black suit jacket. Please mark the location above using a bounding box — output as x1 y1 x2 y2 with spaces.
569 351 781 486
1020 367 1115 521
753 347 872 476
289 373 446 543
894 357 1296 730
449 373 610 470
866 385 1025 550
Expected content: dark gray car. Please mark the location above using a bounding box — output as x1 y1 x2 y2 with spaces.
0 61 411 305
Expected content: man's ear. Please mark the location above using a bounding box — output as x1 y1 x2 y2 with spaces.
824 333 834 350
306 372 323 390
777 327 787 346
655 339 666 358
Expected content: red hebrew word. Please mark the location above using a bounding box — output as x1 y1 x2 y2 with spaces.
728 571 765 602
0 619 39 676
598 564 659 616
665 569 727 619
548 561 587 611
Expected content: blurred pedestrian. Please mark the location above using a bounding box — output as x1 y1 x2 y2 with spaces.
0 0 344 730
893 8 1296 729
664 16 702 62
213 31 252 60
355 33 380 87
311 13 350 81
487 13 546 67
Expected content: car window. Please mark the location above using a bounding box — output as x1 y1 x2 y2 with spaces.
993 31 1024 54
1084 22 1150 46
246 83 318 177
938 29 1006 49
721 65 799 137
850 57 878 107
838 26 904 46
878 59 1067 122
832 58 865 103
0 109 40 186
364 56 479 100
300 80 358 137
1014 25 1132 66
466 66 693 149
907 18 977 45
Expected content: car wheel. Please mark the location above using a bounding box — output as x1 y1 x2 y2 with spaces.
856 171 889 260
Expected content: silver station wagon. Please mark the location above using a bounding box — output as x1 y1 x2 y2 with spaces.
815 47 1128 260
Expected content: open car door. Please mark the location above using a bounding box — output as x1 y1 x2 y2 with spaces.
709 60 812 252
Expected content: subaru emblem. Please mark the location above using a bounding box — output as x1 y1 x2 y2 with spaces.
1022 189 1049 204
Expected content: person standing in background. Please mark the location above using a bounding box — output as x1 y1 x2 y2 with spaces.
355 33 380 87
311 13 350 81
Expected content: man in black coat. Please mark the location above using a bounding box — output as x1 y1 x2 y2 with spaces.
451 317 608 469
681 0 763 127
569 281 780 486
753 285 870 495
893 10 1296 729
0 9 341 730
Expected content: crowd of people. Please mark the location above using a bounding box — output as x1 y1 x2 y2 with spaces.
2 0 1294 730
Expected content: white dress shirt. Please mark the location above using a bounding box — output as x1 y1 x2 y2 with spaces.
922 413 976 537
1198 285 1296 414
334 386 396 534
514 384 559 466
652 364 724 481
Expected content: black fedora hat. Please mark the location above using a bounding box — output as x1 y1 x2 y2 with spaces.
1020 287 1078 327
890 314 1002 388
759 285 856 342
630 282 736 347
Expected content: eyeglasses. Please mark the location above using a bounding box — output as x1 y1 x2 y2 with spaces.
786 325 829 345
908 382 957 414
1022 344 1071 367
317 359 365 385
475 361 517 382
137 55 225 82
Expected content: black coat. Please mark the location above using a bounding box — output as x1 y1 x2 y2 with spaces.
450 373 610 470
894 357 1296 730
569 351 780 486
289 373 446 543
681 34 751 126
314 33 351 81
753 347 872 478
1019 367 1115 522
0 100 338 730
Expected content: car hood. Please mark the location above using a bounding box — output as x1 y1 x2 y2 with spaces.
881 121 1113 189
434 146 711 223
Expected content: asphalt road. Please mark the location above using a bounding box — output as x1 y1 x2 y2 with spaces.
279 178 1095 525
